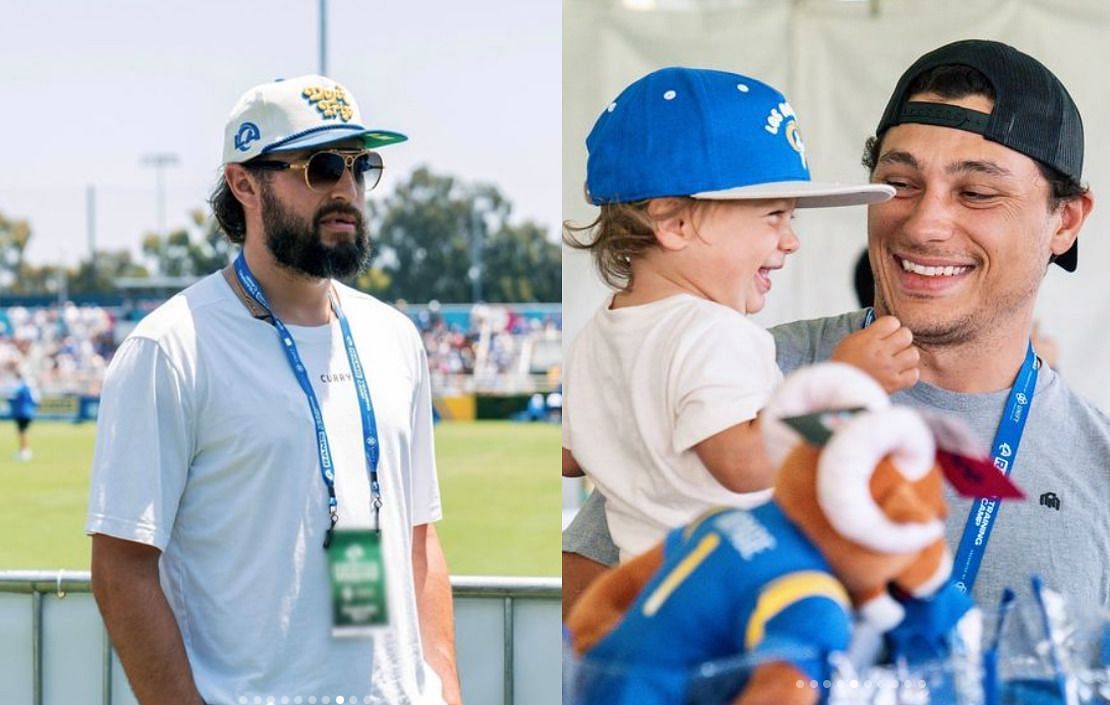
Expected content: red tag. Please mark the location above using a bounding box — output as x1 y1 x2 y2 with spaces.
936 450 1025 499
918 411 1024 499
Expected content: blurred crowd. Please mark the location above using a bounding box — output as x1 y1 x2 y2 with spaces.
0 301 562 402
407 302 562 395
0 303 116 397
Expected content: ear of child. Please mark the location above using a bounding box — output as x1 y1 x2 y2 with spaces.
648 198 696 252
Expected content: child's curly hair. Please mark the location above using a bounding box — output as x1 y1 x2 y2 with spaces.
564 197 701 290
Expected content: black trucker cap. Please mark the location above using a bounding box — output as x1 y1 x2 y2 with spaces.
875 40 1084 271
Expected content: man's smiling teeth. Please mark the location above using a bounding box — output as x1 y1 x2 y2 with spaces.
900 259 970 277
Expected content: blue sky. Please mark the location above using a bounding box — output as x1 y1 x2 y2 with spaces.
0 0 561 266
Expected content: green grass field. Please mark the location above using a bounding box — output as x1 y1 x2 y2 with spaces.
0 420 559 576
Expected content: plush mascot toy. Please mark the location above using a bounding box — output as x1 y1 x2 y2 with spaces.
565 363 1004 705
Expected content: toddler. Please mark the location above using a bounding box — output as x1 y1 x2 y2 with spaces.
563 67 919 561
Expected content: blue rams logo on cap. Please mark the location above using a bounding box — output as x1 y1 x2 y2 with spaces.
763 102 807 169
234 122 261 152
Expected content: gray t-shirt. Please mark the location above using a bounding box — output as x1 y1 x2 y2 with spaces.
565 310 1110 607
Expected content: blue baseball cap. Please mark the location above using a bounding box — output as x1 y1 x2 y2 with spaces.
585 67 893 208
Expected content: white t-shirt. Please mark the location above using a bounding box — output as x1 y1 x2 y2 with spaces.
563 294 778 560
86 273 445 705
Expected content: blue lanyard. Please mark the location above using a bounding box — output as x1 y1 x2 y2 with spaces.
233 253 382 548
861 310 1038 593
862 307 876 328
951 342 1038 593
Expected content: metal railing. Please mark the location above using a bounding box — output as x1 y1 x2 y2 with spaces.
0 571 560 705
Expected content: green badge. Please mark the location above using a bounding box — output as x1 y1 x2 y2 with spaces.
326 529 389 636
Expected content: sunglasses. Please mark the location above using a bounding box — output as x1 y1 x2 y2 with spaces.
250 149 384 192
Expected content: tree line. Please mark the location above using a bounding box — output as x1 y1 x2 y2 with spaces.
0 167 560 303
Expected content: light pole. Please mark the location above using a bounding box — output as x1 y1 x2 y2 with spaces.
141 153 180 237
319 0 328 75
86 185 97 284
469 195 493 304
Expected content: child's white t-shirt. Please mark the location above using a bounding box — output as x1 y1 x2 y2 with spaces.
563 293 779 560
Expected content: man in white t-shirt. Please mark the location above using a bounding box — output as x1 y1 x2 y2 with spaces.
87 75 461 705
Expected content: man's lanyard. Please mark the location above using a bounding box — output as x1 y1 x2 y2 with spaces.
233 253 382 549
860 309 1039 593
951 342 1038 593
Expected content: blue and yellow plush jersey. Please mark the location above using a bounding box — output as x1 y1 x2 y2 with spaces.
577 503 852 705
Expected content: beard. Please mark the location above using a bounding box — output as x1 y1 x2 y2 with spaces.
874 286 978 347
259 185 371 280
873 271 1038 350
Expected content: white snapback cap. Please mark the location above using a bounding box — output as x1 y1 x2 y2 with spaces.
222 74 407 164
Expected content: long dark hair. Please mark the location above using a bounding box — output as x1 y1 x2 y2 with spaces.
208 166 272 244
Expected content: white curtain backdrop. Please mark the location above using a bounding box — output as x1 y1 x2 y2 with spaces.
563 0 1110 410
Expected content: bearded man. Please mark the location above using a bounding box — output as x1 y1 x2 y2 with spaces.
88 75 461 705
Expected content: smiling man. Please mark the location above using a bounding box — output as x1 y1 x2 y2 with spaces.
88 75 461 705
563 41 1110 615
775 40 1109 607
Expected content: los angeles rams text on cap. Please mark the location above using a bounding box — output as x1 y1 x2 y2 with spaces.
763 102 797 135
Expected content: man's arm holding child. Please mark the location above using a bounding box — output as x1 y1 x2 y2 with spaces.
563 448 584 477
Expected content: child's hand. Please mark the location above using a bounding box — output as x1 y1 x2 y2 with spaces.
830 315 919 393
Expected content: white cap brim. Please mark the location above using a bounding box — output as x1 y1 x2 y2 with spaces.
692 181 895 208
